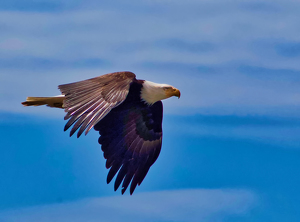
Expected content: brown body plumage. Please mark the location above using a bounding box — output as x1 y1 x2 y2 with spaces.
22 71 180 194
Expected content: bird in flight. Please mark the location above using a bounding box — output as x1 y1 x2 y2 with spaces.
22 71 181 194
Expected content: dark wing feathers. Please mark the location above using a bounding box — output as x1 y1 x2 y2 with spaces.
94 100 163 194
60 72 163 194
59 72 136 137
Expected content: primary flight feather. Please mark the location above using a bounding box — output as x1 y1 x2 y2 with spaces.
22 71 181 194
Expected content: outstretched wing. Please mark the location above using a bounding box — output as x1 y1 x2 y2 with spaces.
58 72 136 138
94 100 163 195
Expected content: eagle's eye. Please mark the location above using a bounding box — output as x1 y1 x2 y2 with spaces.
163 86 172 90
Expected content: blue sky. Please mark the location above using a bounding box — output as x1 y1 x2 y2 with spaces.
0 0 300 221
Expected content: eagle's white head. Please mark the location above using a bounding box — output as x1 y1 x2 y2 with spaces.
141 80 181 105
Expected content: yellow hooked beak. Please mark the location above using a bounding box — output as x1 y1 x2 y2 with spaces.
165 87 181 99
173 88 181 98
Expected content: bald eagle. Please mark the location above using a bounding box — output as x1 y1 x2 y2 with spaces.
22 72 181 194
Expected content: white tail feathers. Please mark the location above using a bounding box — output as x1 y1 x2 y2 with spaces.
21 95 65 109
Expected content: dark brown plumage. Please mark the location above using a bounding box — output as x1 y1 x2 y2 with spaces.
21 71 180 194
59 72 136 137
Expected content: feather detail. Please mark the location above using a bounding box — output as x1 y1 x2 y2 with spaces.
58 72 136 136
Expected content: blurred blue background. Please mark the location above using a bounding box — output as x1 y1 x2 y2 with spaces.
0 0 300 221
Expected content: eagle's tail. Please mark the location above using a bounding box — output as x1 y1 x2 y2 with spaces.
21 95 65 109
